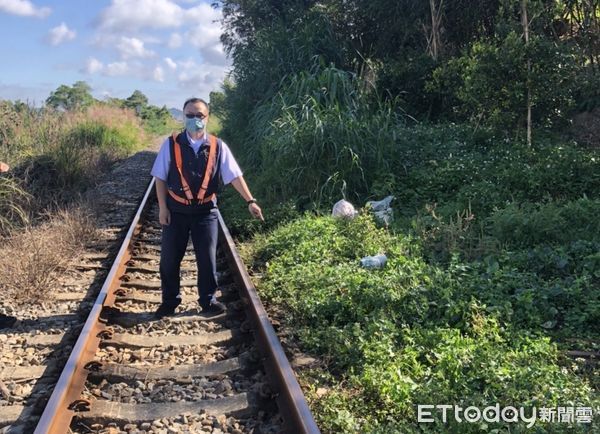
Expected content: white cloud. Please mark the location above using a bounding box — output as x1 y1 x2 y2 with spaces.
185 19 222 50
0 0 50 18
180 10 228 66
84 57 104 74
105 61 130 76
153 66 165 82
93 1 229 67
84 0 230 105
98 0 182 31
167 32 182 49
47 22 76 46
164 57 177 70
182 2 220 23
199 45 228 67
98 0 221 31
82 58 169 84
116 37 155 59
176 58 229 95
177 58 196 70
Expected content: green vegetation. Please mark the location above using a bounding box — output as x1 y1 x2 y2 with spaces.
0 99 147 231
0 82 188 233
240 199 599 432
215 0 600 431
217 0 599 148
0 176 30 234
46 81 95 111
1 83 170 310
46 82 178 136
107 89 181 136
221 124 600 431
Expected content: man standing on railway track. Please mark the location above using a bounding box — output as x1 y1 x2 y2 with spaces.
151 97 263 319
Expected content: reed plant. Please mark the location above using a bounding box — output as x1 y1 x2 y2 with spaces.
240 65 405 208
0 101 64 164
0 101 146 221
0 175 31 235
0 100 146 308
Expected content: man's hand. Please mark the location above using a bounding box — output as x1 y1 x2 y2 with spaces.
248 203 264 221
159 207 171 226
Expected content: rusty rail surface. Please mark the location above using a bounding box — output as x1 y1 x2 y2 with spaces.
33 179 155 434
33 177 320 434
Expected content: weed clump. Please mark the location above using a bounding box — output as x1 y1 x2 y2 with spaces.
0 101 146 226
0 176 31 235
0 206 97 305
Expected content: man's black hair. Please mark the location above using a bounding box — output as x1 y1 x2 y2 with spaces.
183 97 209 111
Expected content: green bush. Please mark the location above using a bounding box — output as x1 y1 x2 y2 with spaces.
245 212 598 433
140 105 179 136
233 104 599 222
428 32 578 132
217 184 300 240
397 132 600 218
34 114 143 192
488 199 600 248
0 101 65 165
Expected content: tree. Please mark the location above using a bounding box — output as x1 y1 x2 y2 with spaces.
209 91 226 117
46 81 94 111
521 0 532 146
124 90 149 113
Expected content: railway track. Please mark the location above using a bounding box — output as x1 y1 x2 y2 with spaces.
0 177 319 434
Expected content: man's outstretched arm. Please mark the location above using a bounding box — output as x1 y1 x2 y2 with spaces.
230 176 264 221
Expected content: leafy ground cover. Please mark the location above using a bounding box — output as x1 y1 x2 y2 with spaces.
223 128 600 433
238 213 597 433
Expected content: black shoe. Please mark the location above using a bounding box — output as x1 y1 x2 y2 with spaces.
201 300 226 316
0 314 16 329
154 304 176 319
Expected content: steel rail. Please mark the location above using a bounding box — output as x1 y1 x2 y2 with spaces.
33 178 155 434
217 211 321 434
33 175 320 433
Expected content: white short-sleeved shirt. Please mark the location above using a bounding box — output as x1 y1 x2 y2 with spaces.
151 132 243 185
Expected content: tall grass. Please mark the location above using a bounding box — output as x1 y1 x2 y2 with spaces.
0 100 64 163
1 102 146 169
0 205 97 304
0 101 147 221
0 176 31 235
49 106 145 189
236 65 405 208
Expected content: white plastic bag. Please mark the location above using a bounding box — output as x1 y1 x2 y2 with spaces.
360 254 387 269
332 199 358 219
366 195 394 226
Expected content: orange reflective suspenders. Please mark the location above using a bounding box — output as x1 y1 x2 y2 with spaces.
168 133 217 205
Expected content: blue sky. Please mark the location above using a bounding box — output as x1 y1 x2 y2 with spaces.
0 0 231 109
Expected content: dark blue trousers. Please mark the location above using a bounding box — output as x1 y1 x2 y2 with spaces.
159 210 218 309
